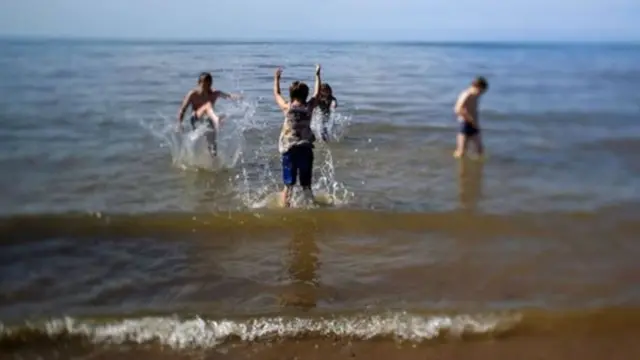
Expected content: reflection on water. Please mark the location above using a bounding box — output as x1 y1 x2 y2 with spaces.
457 159 484 211
280 227 320 311
178 169 236 211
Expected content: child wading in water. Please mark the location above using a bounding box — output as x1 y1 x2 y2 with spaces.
273 65 322 207
316 83 338 141
176 72 241 157
453 76 489 158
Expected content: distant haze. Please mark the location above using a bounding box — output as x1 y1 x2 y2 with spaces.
1 0 639 42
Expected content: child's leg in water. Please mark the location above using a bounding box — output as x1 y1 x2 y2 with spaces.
205 126 217 157
281 186 314 207
321 115 330 142
281 149 297 207
453 133 468 158
298 146 315 203
281 185 294 207
472 135 484 157
322 128 330 142
195 103 226 157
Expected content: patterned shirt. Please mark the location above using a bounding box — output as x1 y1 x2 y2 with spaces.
278 104 315 153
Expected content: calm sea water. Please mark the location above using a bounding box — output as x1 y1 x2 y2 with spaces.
1 39 640 359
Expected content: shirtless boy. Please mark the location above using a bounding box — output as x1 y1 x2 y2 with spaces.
273 65 322 207
177 72 241 157
453 76 489 158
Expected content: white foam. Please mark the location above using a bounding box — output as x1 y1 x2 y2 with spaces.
9 312 522 349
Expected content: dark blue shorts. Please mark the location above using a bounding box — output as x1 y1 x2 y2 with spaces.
190 115 217 155
282 145 314 187
459 122 480 136
190 115 214 130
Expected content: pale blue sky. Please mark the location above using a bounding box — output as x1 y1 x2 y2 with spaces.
1 0 638 42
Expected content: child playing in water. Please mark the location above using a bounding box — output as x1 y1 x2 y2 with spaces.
453 76 489 158
273 65 322 207
316 83 338 141
176 72 242 157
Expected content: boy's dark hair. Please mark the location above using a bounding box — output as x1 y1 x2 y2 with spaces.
199 72 213 84
289 81 309 102
472 76 488 90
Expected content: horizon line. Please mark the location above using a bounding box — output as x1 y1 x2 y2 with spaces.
1 34 639 45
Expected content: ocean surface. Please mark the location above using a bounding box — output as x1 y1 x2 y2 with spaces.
1 39 640 359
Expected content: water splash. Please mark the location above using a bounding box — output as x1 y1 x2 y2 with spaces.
313 144 353 204
141 97 352 209
141 100 256 172
238 109 353 209
312 110 351 143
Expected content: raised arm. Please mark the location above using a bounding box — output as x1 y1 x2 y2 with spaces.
313 64 321 98
308 64 322 109
177 90 194 126
273 67 289 111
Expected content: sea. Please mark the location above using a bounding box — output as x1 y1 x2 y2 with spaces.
1 39 640 359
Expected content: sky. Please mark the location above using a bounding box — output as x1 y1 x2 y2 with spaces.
1 0 639 42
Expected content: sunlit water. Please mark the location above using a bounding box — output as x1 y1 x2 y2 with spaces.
2 39 640 359
1 40 639 214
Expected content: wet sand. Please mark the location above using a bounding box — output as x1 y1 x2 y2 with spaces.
6 334 640 360
219 335 640 360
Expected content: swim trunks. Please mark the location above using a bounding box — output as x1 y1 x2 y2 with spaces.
281 144 314 187
459 121 480 137
190 114 214 130
190 115 217 156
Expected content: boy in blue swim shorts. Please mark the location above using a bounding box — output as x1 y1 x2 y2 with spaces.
453 76 488 158
273 64 322 207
